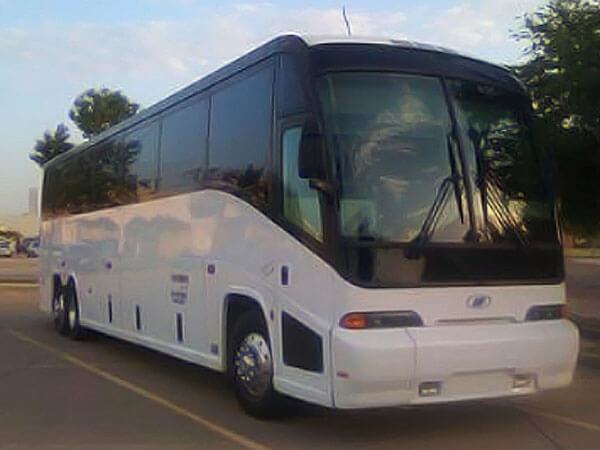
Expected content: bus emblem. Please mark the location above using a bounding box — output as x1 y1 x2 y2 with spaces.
467 295 491 309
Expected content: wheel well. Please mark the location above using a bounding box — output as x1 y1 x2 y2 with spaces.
53 275 78 302
66 276 77 298
224 294 267 372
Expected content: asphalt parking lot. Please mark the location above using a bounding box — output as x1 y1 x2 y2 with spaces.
1 264 600 449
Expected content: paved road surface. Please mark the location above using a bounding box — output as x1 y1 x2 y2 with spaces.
1 286 600 450
566 259 600 319
0 257 38 283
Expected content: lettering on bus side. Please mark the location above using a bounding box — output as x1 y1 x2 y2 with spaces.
170 273 189 305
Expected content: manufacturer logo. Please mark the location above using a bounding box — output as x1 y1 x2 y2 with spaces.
466 294 492 309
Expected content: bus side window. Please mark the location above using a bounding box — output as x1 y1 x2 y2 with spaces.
160 97 209 195
125 121 159 201
282 127 323 242
207 66 272 210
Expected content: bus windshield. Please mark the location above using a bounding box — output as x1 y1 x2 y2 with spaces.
317 72 557 248
448 78 557 245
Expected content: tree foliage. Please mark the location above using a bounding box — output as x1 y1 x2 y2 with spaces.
29 123 74 167
514 0 600 237
69 88 140 139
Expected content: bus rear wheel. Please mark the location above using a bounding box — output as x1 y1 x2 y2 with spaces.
65 284 85 340
230 311 282 418
52 288 69 336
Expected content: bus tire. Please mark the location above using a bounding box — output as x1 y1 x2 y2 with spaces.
51 286 69 336
65 283 86 340
230 310 282 419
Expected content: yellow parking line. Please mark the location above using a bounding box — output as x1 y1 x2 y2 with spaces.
8 329 270 450
0 282 39 288
518 406 600 434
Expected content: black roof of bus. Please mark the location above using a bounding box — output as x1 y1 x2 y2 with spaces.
44 34 522 168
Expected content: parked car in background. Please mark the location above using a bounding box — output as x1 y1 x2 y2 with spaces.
0 239 16 257
24 237 40 257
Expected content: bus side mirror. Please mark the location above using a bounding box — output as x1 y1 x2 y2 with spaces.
298 120 326 180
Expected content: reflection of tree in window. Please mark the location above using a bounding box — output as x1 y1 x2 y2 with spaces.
159 98 208 195
451 80 553 243
94 139 139 207
318 73 465 243
207 67 273 212
124 122 159 202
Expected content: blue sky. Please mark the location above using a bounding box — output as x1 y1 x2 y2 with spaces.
0 0 546 214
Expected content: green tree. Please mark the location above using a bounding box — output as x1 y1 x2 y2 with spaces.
69 88 140 139
514 0 600 237
29 123 74 167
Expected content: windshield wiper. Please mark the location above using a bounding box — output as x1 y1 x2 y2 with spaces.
405 135 465 260
447 134 465 224
405 173 462 259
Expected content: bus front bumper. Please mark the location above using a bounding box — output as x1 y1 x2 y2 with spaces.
331 320 579 409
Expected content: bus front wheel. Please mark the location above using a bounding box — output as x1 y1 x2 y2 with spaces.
230 311 282 418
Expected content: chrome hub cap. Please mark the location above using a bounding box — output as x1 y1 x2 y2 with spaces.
67 299 77 329
234 333 272 397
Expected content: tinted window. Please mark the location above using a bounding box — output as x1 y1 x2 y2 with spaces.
318 72 468 243
208 66 273 210
42 150 94 216
448 79 557 243
282 127 322 241
160 96 208 194
124 121 159 201
64 148 98 214
42 161 66 218
91 138 135 209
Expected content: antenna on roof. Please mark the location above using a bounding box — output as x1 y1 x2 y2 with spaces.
342 6 352 37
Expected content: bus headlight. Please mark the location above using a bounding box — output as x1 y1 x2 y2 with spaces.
525 304 566 321
339 311 424 329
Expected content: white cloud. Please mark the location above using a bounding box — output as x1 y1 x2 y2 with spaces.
0 1 545 89
0 4 409 85
421 0 546 61
0 0 548 93
0 21 209 81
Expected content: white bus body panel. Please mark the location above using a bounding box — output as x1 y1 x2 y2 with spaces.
40 190 578 409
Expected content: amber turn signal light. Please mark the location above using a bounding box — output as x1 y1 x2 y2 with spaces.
339 311 423 329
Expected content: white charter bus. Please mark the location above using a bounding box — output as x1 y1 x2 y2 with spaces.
40 35 579 417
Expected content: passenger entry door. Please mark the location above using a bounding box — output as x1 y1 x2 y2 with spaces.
272 121 334 406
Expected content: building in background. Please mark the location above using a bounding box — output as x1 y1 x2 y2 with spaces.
0 186 40 238
0 213 39 237
28 187 39 218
